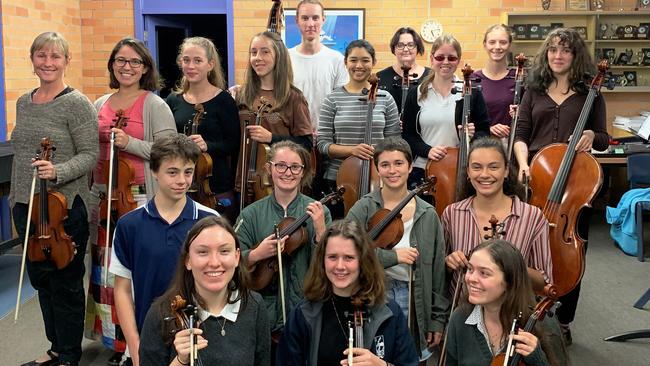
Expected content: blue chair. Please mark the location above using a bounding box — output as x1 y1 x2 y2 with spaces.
604 153 650 342
627 153 650 261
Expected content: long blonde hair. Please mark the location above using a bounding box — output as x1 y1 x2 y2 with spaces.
237 31 296 112
173 37 226 94
418 34 462 101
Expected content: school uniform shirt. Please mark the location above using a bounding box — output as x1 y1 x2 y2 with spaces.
109 197 218 330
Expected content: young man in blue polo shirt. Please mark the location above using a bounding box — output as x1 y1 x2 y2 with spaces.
109 134 217 366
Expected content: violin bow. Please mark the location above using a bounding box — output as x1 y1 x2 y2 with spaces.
438 268 464 366
14 166 39 322
275 224 287 324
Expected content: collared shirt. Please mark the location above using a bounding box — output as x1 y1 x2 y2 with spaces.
197 290 242 323
109 197 218 330
442 195 553 292
465 305 501 355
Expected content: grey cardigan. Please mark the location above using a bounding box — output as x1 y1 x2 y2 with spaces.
94 92 176 199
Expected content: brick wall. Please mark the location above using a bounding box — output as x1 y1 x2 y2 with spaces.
2 0 643 136
2 0 84 135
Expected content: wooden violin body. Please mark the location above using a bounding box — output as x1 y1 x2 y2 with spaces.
187 103 217 208
238 99 273 211
28 138 75 270
249 188 344 291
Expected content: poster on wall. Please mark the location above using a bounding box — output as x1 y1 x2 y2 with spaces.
282 9 365 55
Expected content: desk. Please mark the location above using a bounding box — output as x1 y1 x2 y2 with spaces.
596 155 627 166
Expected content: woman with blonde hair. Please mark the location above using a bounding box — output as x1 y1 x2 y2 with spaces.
11 31 98 366
276 219 418 365
401 34 490 194
166 36 241 222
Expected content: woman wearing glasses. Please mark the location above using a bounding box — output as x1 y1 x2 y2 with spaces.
86 37 176 365
402 34 490 191
377 27 431 115
166 37 241 222
234 140 331 351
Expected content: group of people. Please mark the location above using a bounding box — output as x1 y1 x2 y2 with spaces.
9 1 610 365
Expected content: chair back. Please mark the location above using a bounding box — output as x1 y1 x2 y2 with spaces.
627 153 650 188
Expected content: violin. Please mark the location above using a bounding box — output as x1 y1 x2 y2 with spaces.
346 296 368 366
168 295 202 366
99 110 137 226
528 60 608 297
28 138 75 269
100 110 138 284
425 64 475 217
238 98 273 212
337 74 381 215
483 215 506 240
491 285 560 366
366 176 436 249
185 103 217 208
249 187 345 291
267 0 283 34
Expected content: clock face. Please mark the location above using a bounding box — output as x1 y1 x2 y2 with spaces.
421 20 443 43
641 0 650 7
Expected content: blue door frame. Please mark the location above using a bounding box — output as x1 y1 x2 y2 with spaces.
0 15 11 241
134 0 235 86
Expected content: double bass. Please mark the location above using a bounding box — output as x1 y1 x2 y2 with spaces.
528 60 608 297
267 0 283 34
27 138 76 269
506 54 531 201
336 75 381 215
426 64 475 217
185 103 216 208
100 110 138 284
238 98 273 211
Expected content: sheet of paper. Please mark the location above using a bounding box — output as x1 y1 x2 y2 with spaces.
638 114 650 140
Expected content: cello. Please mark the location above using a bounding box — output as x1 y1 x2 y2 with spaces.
101 110 137 285
425 64 475 217
238 98 273 212
27 137 76 270
248 187 345 291
506 54 531 201
399 64 418 115
267 0 283 34
185 103 217 208
528 60 608 297
336 74 381 215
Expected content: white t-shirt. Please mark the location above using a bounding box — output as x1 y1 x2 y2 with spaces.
413 83 462 169
385 217 414 282
289 45 348 131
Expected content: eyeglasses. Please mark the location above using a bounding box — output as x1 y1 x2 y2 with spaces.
114 57 144 68
396 42 416 50
270 161 304 174
432 54 459 62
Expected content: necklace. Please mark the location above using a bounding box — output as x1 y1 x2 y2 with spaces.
217 317 227 336
331 297 349 341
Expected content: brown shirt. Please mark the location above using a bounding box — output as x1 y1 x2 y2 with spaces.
514 89 609 157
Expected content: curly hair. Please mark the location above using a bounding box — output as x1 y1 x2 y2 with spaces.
526 28 595 94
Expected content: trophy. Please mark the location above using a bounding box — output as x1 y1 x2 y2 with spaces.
542 0 551 10
592 0 604 10
598 23 609 39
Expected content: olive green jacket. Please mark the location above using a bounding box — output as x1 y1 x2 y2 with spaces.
347 190 449 353
234 193 332 332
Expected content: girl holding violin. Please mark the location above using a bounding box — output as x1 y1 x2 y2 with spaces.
11 32 99 366
442 137 553 293
139 215 271 366
471 25 516 140
445 240 566 366
86 37 176 362
234 141 331 346
346 137 448 363
402 34 490 191
277 219 419 365
316 39 401 216
236 31 313 152
513 28 609 343
377 27 431 115
166 37 240 222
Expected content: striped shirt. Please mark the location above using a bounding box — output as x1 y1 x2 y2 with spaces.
441 195 553 290
316 86 401 180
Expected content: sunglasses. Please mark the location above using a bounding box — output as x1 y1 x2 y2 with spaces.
432 54 459 62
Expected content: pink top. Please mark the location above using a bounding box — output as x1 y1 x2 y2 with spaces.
441 195 553 291
94 93 147 184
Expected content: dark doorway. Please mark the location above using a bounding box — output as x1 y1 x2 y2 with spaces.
147 14 229 99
